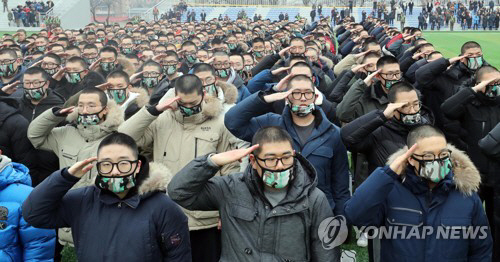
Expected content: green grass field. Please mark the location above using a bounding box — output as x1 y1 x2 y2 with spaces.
424 31 500 67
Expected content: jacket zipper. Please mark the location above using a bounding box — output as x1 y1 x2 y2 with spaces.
32 104 38 121
194 138 198 158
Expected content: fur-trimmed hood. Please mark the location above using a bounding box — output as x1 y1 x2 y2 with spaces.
116 56 136 77
386 144 481 196
215 80 238 105
66 100 124 139
319 55 334 69
129 87 150 108
138 162 174 196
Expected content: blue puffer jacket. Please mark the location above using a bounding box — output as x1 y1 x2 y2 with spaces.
0 156 56 262
224 92 350 216
345 145 492 262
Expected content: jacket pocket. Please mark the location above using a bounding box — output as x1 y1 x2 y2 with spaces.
277 213 308 262
60 147 79 162
386 207 423 227
309 146 334 187
440 217 472 260
385 207 424 258
229 203 256 222
194 133 220 158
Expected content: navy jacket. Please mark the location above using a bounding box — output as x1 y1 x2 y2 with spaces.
345 146 492 262
224 92 350 215
22 157 191 262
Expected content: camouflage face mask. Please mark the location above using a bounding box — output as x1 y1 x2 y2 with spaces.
95 172 136 193
0 62 18 78
108 88 128 104
142 77 159 89
100 62 116 73
24 86 46 101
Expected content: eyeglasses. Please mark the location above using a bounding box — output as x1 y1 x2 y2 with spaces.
400 101 422 112
143 71 160 78
213 62 230 68
96 160 139 174
0 59 16 65
22 80 47 88
83 53 98 58
379 71 402 80
412 149 452 162
256 155 294 168
290 91 315 100
42 62 60 68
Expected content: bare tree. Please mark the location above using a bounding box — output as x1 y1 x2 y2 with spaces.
90 0 117 24
90 0 104 23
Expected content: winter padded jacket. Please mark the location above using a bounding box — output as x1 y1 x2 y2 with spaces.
224 92 350 216
27 100 124 245
345 145 492 262
118 95 239 231
168 154 339 262
22 158 191 262
441 87 500 187
0 156 56 262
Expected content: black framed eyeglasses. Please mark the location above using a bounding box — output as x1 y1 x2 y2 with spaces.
379 71 402 80
255 155 294 168
96 160 139 174
22 80 47 88
412 149 452 162
291 91 315 100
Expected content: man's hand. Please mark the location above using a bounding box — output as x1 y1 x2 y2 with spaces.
152 53 168 63
155 96 181 112
364 69 381 86
96 82 112 91
273 73 296 92
389 144 418 175
472 77 499 93
279 46 292 58
68 157 97 178
210 144 260 167
354 50 371 58
129 71 144 84
271 66 290 76
56 106 75 117
29 60 43 68
448 54 467 64
352 63 368 73
383 102 408 119
52 67 67 81
1 80 20 95
89 58 102 71
263 88 294 103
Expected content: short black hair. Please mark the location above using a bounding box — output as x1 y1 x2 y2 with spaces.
388 81 420 103
107 70 130 85
24 67 50 81
376 56 399 69
288 74 314 90
461 41 482 55
251 126 294 156
361 52 381 64
100 46 118 58
407 125 446 147
0 48 18 59
67 56 88 69
165 50 179 60
98 132 139 158
141 60 162 72
476 65 498 82
175 74 203 95
80 87 108 107
192 63 216 77
252 37 265 45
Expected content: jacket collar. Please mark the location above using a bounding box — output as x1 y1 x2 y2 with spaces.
386 144 481 196
98 157 173 208
243 153 318 207
66 100 124 141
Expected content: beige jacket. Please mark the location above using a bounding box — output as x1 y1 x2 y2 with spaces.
333 53 358 76
118 94 239 231
27 100 124 246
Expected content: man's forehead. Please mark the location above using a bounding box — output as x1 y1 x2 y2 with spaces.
144 65 160 72
78 94 100 103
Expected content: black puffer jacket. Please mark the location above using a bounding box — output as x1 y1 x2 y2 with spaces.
441 87 500 187
18 89 66 122
0 98 36 172
341 108 434 173
53 71 105 100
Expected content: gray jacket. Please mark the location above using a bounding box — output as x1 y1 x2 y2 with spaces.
167 154 339 262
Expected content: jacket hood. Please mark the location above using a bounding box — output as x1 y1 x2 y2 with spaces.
386 144 481 196
117 56 136 77
320 55 334 69
66 99 124 133
137 161 174 196
128 87 150 108
0 98 21 125
215 80 239 105
244 153 318 205
161 87 224 121
0 155 31 189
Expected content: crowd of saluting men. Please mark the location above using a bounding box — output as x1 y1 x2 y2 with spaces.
0 12 498 262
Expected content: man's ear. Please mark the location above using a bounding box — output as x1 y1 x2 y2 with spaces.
134 160 142 176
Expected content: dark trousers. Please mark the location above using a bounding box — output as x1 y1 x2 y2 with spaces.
190 227 221 262
479 185 498 260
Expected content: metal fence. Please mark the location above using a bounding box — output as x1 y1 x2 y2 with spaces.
184 0 373 7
